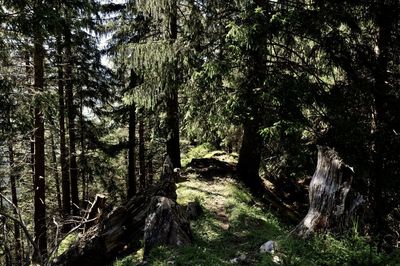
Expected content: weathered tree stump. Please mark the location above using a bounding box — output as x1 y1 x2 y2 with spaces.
143 196 193 257
294 146 364 237
52 156 192 266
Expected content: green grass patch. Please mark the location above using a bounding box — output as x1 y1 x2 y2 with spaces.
181 143 238 167
113 163 400 266
138 177 285 265
181 143 214 167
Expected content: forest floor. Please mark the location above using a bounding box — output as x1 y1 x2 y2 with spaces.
113 150 399 266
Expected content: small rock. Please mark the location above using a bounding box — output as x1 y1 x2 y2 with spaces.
186 201 203 220
229 254 246 264
259 240 276 254
273 255 282 264
229 258 239 264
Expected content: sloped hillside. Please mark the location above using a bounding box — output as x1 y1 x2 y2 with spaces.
114 153 398 266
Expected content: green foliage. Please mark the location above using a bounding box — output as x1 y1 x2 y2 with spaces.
272 231 387 266
180 143 214 167
55 233 78 257
144 177 284 265
113 170 398 266
114 249 144 266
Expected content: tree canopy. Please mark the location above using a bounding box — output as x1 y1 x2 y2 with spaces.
0 0 399 265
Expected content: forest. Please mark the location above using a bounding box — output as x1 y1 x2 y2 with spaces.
0 0 399 265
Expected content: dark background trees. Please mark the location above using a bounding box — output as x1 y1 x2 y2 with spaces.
0 0 399 264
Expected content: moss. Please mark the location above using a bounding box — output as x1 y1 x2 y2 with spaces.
56 233 78 257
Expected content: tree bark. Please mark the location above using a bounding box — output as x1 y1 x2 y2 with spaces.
148 159 154 186
57 32 71 218
50 131 63 213
8 139 22 266
370 0 396 242
127 69 138 198
166 0 181 169
33 26 47 262
65 22 80 216
237 120 264 196
139 108 146 191
294 146 363 237
143 196 193 257
166 89 181 169
80 86 87 203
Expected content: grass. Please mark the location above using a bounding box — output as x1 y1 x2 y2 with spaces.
114 148 400 266
181 143 214 167
115 175 400 266
180 143 238 167
115 176 284 266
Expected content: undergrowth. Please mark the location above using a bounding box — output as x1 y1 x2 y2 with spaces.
114 150 400 266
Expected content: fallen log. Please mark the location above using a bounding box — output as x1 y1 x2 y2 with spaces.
52 157 192 266
294 146 364 237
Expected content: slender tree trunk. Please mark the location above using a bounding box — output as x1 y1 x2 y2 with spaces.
2 220 12 266
65 23 79 216
148 159 154 186
127 69 138 198
8 139 22 266
33 27 47 262
166 90 181 169
57 32 71 218
128 102 137 198
79 84 87 203
50 131 62 213
166 0 181 169
237 120 263 195
26 52 36 195
139 108 146 191
147 114 154 186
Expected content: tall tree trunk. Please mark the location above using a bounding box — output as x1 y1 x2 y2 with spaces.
166 90 181 169
2 220 12 266
237 120 263 196
33 27 47 262
127 69 138 198
128 103 136 198
148 159 154 186
294 146 363 237
166 0 181 169
147 114 154 186
371 0 396 242
25 51 35 197
57 32 71 218
50 131 62 213
80 88 87 203
8 139 22 266
139 108 146 191
65 23 79 216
